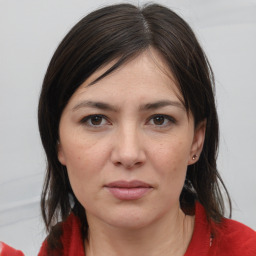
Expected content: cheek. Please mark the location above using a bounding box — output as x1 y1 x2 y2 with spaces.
60 139 92 178
151 138 191 193
61 135 111 191
152 138 191 172
64 143 102 207
61 130 108 170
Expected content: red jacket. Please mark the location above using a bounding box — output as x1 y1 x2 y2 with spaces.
38 203 256 256
0 242 24 256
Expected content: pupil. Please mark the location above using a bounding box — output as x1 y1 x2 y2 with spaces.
154 116 164 125
91 116 102 125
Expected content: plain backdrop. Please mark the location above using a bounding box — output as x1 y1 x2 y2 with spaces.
0 0 255 255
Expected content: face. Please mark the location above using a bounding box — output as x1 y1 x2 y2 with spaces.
58 49 205 229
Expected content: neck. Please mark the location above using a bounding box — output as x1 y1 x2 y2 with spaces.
85 208 194 256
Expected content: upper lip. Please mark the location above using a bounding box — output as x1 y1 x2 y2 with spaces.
105 180 152 188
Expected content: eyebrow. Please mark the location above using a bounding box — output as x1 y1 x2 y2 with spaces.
139 100 184 111
72 100 184 112
72 101 119 112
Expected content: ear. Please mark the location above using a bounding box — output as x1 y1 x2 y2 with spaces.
57 141 67 166
188 119 206 165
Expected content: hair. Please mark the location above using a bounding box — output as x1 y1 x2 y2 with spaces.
38 3 231 250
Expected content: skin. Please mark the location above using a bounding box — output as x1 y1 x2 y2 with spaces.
58 48 206 256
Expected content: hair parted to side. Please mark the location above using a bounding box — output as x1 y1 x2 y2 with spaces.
38 3 231 250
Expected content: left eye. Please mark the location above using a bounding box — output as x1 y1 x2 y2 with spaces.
81 115 109 127
148 115 175 126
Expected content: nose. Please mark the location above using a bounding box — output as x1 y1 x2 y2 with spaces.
110 125 146 169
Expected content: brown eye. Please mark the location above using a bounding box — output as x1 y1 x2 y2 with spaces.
81 115 109 127
147 114 176 127
153 115 165 125
90 116 103 125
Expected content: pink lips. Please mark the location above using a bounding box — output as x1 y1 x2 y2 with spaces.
105 180 153 200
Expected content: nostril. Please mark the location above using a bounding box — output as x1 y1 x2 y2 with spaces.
135 161 143 167
114 160 140 169
114 161 122 166
110 139 146 169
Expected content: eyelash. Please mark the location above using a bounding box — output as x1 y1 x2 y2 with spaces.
80 114 176 128
147 114 176 127
80 114 110 127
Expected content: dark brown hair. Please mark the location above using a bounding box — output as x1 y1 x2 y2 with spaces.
38 3 231 250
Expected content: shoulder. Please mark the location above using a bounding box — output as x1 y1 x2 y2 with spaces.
38 212 85 256
219 217 256 236
213 217 256 255
186 202 256 256
0 242 24 256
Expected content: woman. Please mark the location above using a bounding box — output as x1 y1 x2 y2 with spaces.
37 3 256 256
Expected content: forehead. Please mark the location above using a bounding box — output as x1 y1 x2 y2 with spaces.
69 48 184 105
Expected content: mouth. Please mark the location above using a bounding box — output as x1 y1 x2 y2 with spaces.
104 180 153 200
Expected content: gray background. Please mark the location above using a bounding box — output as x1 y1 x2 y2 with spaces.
0 0 255 255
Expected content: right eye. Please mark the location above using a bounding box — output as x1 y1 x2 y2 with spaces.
80 115 109 127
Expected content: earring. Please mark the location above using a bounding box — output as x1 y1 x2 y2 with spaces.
192 154 198 160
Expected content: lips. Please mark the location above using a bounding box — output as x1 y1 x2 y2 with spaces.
105 180 153 200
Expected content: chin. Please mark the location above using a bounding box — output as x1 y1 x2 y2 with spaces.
98 205 162 230
107 216 152 230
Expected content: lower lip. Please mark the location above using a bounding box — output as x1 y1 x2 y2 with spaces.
106 187 152 200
